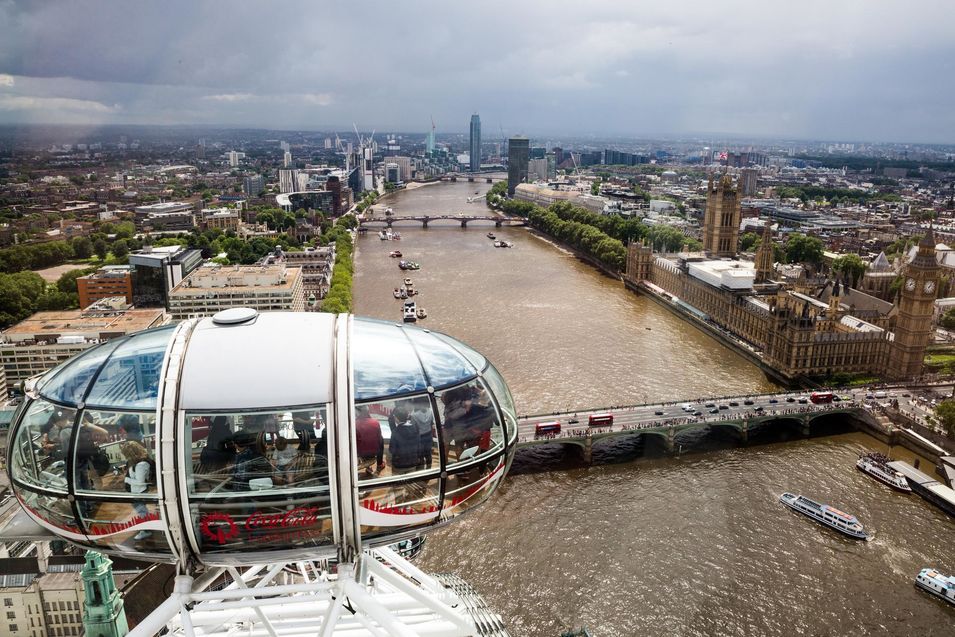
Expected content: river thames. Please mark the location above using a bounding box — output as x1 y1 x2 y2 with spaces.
353 180 955 636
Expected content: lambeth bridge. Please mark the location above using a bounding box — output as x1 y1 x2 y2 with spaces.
514 387 924 462
359 215 526 229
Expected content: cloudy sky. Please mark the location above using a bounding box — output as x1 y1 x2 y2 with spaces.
1 0 953 143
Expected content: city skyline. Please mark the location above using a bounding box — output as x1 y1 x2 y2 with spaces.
0 2 954 143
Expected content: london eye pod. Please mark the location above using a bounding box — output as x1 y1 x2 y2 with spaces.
5 309 519 569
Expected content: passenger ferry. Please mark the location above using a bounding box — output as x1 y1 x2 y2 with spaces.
779 492 868 539
915 568 955 606
856 452 912 492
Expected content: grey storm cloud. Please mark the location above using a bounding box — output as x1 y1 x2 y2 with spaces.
1 0 954 142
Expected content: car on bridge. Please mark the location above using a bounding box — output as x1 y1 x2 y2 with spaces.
654 410 664 416
729 401 739 407
744 399 754 405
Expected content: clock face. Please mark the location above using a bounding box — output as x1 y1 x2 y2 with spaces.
925 280 936 294
905 277 916 291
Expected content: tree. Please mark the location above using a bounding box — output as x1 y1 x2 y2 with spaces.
935 400 955 439
831 253 867 287
57 268 94 295
111 239 129 259
72 236 93 259
739 232 760 252
941 308 955 330
784 233 824 265
93 238 109 260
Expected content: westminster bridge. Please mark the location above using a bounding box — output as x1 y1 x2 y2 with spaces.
514 385 952 463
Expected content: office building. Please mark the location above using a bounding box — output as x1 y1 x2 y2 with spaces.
128 245 204 308
386 163 399 183
603 149 648 166
133 202 195 231
513 183 607 214
167 264 305 320
362 147 375 191
278 169 298 194
469 114 481 172
527 158 548 182
382 156 413 182
76 266 133 308
243 175 265 197
740 168 759 196
269 245 336 301
507 137 529 196
199 207 240 232
0 300 165 393
545 152 557 180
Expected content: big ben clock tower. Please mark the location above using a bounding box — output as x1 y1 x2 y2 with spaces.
890 229 940 379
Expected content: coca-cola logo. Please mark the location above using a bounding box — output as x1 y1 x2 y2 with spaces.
199 512 239 545
245 506 320 531
199 507 323 546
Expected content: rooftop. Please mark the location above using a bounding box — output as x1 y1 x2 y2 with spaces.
172 264 301 292
1 305 166 341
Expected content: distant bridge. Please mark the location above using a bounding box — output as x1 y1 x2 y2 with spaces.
358 215 526 229
514 387 915 463
439 173 505 183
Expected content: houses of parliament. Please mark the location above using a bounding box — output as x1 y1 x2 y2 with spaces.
624 174 940 383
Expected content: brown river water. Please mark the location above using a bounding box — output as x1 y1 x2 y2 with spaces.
353 180 955 636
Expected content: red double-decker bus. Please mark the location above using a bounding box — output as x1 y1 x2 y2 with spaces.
810 391 833 404
535 421 561 436
588 413 613 427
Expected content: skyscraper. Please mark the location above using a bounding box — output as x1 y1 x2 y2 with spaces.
469 113 481 172
507 137 529 196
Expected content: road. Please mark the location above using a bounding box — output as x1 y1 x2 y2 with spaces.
515 385 954 444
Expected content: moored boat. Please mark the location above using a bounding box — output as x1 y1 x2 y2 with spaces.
779 492 868 539
857 452 912 492
389 250 402 258
403 300 417 323
487 232 496 240
416 307 427 319
915 568 955 606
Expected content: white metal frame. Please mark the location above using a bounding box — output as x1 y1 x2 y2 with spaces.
127 547 479 637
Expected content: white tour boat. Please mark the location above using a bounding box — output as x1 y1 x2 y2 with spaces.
856 452 912 492
915 568 955 606
779 492 868 540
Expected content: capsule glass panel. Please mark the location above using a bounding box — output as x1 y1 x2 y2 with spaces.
74 411 156 495
404 328 478 389
436 379 504 468
11 400 75 492
83 326 174 409
77 500 169 554
358 478 440 541
185 406 334 557
354 396 438 480
481 362 518 443
37 340 124 406
443 456 507 519
352 320 427 400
